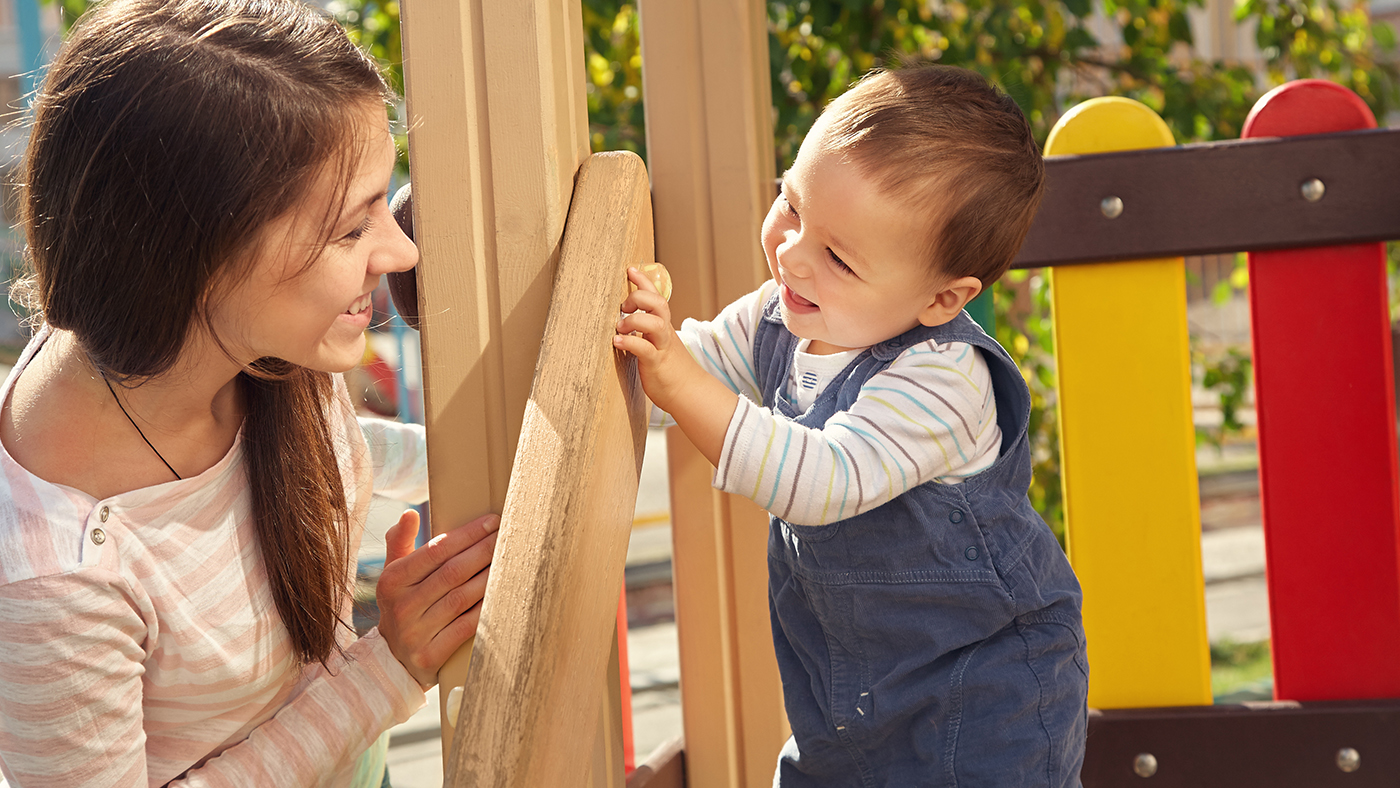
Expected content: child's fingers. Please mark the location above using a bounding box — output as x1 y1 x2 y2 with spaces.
616 310 672 339
626 266 663 296
621 288 670 319
613 333 659 360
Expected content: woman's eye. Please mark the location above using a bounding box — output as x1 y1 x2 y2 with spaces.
828 249 853 275
343 217 372 242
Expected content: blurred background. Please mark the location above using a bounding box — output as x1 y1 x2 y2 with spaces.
0 0 1395 781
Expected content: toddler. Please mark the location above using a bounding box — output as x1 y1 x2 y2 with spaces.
616 64 1087 787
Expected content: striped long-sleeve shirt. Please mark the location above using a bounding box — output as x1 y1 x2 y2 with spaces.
655 280 1001 526
0 327 430 787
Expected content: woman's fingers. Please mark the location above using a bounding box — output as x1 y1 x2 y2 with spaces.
376 511 501 686
383 512 499 587
417 530 497 612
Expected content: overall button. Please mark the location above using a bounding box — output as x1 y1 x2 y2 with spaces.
965 546 979 561
90 529 106 546
99 506 110 523
949 509 964 524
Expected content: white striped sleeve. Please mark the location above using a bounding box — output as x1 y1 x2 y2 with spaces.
713 340 1001 526
358 417 429 504
0 569 424 788
649 280 775 428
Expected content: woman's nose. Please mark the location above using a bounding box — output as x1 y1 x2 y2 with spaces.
370 203 420 275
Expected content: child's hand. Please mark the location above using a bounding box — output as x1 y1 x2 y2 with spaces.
615 265 738 466
615 265 696 412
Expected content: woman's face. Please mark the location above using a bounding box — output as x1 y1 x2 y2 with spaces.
211 101 417 374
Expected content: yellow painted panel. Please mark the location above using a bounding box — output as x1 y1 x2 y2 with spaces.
1047 98 1212 709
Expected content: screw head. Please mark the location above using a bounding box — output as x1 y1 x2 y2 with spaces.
1301 177 1326 203
1133 753 1158 778
1100 195 1124 219
1337 747 1360 773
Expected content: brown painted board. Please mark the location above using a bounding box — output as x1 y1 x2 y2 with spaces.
639 0 789 785
442 151 651 788
627 736 686 788
1083 700 1400 786
1014 127 1400 268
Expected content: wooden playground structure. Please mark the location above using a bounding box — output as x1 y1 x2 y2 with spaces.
390 0 1400 785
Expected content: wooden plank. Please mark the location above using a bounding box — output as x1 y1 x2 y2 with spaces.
400 0 633 772
443 151 652 787
639 1 788 785
1015 128 1400 268
1241 80 1400 701
1083 700 1400 786
627 736 686 788
1047 98 1212 709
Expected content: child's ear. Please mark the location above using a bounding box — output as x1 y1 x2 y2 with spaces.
918 276 983 327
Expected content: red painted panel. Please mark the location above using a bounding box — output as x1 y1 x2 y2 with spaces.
618 589 636 774
1244 81 1400 700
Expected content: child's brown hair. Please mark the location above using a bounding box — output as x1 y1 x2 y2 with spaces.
820 64 1045 287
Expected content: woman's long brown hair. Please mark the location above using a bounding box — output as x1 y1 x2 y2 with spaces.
18 0 392 666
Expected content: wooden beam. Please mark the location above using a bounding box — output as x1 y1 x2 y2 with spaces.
639 1 788 786
1083 700 1400 786
1015 128 1400 268
398 0 591 755
443 151 652 786
627 736 686 788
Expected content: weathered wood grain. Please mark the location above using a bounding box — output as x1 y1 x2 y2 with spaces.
398 0 593 755
443 151 652 787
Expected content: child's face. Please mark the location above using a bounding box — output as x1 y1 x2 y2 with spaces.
761 124 966 354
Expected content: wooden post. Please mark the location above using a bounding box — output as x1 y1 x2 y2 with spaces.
399 0 632 771
1046 98 1213 709
639 0 790 784
443 152 652 786
1242 80 1400 701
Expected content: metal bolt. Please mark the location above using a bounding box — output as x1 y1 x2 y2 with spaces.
1337 747 1360 773
1100 196 1124 219
1133 753 1158 778
1301 177 1325 203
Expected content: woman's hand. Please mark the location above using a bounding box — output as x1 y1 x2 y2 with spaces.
375 510 498 689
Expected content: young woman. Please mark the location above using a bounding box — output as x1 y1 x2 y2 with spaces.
0 0 496 784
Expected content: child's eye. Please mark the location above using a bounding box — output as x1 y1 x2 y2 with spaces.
827 249 854 275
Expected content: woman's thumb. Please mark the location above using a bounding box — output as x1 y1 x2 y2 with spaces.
385 509 420 565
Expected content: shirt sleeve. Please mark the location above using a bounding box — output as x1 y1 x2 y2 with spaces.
0 571 425 788
649 280 775 428
712 340 1001 526
358 418 429 504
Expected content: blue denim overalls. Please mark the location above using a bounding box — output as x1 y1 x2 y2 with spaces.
755 294 1088 787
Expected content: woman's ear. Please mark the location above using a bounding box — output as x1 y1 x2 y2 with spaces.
918 276 983 327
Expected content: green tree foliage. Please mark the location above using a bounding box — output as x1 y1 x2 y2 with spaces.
44 0 1396 539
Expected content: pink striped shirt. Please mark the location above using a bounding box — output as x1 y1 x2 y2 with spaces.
0 328 430 787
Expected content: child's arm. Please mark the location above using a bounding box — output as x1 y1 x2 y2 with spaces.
716 341 1001 526
615 267 743 465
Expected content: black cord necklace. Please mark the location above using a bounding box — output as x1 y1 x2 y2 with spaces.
101 374 182 481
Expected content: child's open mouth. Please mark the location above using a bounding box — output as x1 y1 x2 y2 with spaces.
780 283 819 314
